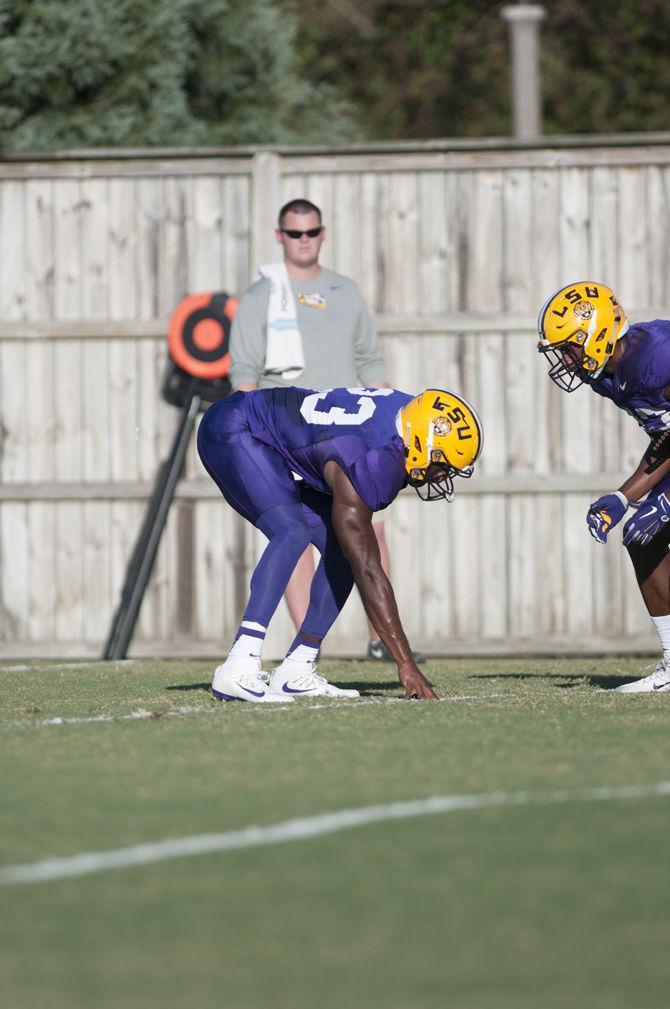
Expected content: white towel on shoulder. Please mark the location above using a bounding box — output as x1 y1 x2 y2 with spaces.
258 262 305 381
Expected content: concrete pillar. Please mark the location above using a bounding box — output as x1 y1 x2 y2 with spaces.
501 4 545 139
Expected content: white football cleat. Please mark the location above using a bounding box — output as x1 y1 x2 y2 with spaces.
268 659 360 699
614 660 670 694
212 656 294 703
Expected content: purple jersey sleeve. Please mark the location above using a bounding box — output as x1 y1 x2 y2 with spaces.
591 321 670 432
345 443 407 510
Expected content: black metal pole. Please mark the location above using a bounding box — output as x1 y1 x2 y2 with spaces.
102 391 202 660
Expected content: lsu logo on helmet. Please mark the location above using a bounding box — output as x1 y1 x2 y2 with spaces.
537 281 629 392
399 389 483 502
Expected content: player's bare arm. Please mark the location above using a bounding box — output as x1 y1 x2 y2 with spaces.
323 460 437 700
619 450 670 502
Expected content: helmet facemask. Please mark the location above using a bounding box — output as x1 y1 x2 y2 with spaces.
409 451 475 502
539 337 594 392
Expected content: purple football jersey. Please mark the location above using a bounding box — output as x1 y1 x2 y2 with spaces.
242 386 413 510
591 320 670 432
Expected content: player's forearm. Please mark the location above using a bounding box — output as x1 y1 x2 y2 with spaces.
619 453 670 502
330 496 413 667
349 558 414 667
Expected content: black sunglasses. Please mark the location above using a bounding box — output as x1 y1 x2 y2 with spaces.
280 227 323 239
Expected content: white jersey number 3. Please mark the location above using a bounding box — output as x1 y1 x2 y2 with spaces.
300 387 394 426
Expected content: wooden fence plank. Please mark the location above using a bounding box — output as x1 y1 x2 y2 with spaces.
53 179 81 319
646 166 670 307
0 181 26 319
27 503 57 642
589 166 619 285
108 178 138 318
82 500 111 644
618 166 649 309
222 174 251 296
502 169 533 312
479 494 508 639
0 503 29 642
358 173 380 311
331 173 361 279
476 334 506 476
80 178 109 317
470 170 503 311
136 178 162 319
507 496 537 638
24 178 55 318
417 171 449 315
0 342 28 482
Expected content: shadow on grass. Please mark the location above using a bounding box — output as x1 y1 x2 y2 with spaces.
164 682 403 698
166 682 211 692
339 680 400 694
165 679 400 695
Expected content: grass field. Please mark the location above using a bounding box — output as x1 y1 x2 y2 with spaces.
1 655 670 1009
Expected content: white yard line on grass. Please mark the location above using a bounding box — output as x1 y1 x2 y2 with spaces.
2 780 669 886
0 661 138 673
10 706 217 727
7 693 511 728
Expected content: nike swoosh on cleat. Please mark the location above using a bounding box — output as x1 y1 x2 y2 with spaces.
652 681 670 691
234 682 266 698
281 683 314 694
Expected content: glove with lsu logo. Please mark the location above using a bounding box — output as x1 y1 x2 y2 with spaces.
622 493 670 547
586 491 629 544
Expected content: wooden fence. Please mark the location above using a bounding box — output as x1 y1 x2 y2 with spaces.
1 136 669 659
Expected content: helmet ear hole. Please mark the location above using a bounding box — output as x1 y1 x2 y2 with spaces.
414 435 421 452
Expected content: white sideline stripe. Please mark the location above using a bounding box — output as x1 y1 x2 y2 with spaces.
2 781 669 887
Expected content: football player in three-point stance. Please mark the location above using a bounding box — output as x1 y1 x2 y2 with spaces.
538 281 670 693
197 386 483 702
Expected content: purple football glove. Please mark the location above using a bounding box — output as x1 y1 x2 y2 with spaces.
622 493 670 547
586 492 628 544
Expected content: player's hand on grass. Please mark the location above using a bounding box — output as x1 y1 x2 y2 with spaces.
586 491 628 544
399 663 438 700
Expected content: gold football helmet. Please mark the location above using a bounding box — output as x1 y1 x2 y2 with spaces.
400 389 483 501
537 281 629 391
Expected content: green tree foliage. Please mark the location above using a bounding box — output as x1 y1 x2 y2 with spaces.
2 0 668 149
542 0 670 134
286 0 511 140
0 0 360 150
287 0 670 140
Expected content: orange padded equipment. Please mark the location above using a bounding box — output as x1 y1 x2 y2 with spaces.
168 291 238 379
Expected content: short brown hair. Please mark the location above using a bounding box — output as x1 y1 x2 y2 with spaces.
278 199 322 228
